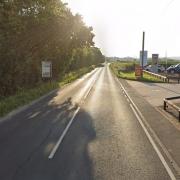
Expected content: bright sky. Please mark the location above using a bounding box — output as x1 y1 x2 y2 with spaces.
62 0 180 57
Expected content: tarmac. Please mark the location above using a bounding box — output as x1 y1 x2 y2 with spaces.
127 80 180 107
123 79 180 177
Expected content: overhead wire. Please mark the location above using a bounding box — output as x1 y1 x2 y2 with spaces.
162 0 176 14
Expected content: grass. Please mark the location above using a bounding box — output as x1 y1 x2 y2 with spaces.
110 62 164 83
0 66 93 117
59 66 94 86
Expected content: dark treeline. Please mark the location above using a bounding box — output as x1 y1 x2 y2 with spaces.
0 0 104 97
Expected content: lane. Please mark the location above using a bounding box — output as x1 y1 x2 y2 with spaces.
12 65 172 179
0 67 102 180
80 65 170 180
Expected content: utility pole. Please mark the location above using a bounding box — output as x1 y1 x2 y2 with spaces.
165 50 168 73
142 31 145 69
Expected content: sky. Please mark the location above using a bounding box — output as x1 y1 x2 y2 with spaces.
62 0 180 58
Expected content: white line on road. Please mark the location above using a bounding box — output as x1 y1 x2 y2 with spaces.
83 77 96 100
114 76 178 179
82 68 102 101
48 68 102 159
48 107 80 159
117 80 180 175
130 104 176 180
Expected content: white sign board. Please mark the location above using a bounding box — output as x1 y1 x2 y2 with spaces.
152 54 159 65
42 61 52 78
140 51 148 67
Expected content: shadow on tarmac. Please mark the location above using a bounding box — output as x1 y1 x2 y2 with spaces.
0 91 96 180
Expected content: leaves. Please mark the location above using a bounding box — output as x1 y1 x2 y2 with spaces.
0 0 104 97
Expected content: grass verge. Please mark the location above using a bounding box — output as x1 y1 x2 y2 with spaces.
0 66 94 117
110 62 163 83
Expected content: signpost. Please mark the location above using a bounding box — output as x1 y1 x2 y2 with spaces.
42 61 52 79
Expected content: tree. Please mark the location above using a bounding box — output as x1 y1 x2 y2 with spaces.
0 0 104 97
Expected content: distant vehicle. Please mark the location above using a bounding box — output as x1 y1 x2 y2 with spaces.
157 65 165 73
145 64 165 73
167 64 180 74
145 65 152 71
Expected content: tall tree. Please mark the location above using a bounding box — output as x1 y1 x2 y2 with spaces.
0 0 104 97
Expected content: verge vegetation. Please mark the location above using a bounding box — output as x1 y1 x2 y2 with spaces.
0 1 105 117
0 66 93 117
110 62 164 83
0 1 105 98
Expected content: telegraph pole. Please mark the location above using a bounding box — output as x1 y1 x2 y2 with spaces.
165 50 168 73
142 31 145 69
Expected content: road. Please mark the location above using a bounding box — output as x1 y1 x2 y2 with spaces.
0 65 175 180
127 79 180 107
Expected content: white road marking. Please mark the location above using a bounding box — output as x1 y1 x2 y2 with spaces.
83 68 103 101
48 68 101 159
115 78 177 179
130 104 176 180
48 107 80 159
118 81 180 175
83 77 96 100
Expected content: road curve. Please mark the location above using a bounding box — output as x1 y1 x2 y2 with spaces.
0 65 173 180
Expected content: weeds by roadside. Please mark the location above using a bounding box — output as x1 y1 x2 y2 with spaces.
0 66 93 117
110 62 163 83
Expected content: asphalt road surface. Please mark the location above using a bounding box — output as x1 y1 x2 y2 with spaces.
0 65 174 180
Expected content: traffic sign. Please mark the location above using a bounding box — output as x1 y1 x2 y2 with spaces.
42 61 52 78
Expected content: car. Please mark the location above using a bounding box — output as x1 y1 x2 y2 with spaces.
144 65 152 71
167 64 180 74
157 65 165 73
145 64 165 73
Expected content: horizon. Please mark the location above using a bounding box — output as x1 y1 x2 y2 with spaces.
107 56 180 59
63 0 180 58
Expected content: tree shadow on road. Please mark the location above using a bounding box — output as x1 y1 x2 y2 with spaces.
5 95 97 180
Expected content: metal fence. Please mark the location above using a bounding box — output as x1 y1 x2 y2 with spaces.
164 96 180 122
143 70 168 82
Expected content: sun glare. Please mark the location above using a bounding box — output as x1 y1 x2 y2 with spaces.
64 0 180 57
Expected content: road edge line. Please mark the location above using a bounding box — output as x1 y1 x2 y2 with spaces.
118 78 180 175
0 89 58 124
113 75 179 179
0 68 99 124
130 104 176 180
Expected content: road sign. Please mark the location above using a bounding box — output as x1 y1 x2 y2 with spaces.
151 54 159 73
42 61 52 78
140 51 148 67
152 54 159 65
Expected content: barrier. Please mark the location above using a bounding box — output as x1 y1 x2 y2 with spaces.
164 96 180 122
166 74 180 83
143 70 168 82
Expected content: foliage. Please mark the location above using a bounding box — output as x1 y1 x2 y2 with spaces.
148 59 180 67
110 62 163 83
0 0 104 98
110 61 136 73
59 66 94 86
0 66 93 117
